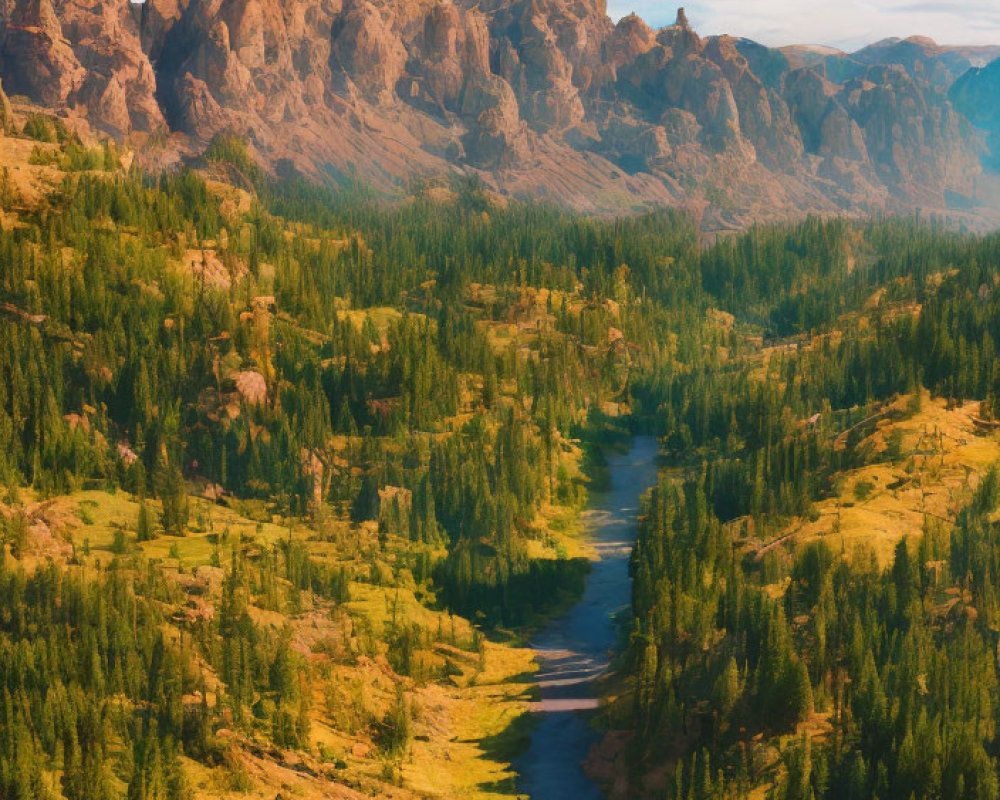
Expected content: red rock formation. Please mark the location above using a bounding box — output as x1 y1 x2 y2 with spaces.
0 0 164 135
0 0 993 227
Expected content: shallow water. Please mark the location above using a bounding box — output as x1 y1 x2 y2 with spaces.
515 436 660 799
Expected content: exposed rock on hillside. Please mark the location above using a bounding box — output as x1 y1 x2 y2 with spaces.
0 77 11 134
0 0 996 227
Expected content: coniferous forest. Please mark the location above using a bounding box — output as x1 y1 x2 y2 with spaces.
5 120 1000 800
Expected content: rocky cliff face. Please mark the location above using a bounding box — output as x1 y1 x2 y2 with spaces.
0 0 164 135
951 58 1000 173
0 0 995 227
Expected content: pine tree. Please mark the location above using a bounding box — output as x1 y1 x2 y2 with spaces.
156 455 188 537
137 499 155 541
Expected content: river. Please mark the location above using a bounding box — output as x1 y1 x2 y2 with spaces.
516 436 660 799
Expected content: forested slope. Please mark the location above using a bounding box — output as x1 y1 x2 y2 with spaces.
0 112 702 799
610 217 1000 799
6 102 1000 800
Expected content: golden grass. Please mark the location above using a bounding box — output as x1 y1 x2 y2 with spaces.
337 306 408 334
404 641 536 798
30 486 547 800
775 391 1000 566
0 132 64 209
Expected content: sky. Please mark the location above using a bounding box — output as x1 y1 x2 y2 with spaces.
603 1 1000 51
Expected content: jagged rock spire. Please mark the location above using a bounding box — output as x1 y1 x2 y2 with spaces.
675 6 689 28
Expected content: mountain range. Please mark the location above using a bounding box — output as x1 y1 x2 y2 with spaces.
2 0 1000 229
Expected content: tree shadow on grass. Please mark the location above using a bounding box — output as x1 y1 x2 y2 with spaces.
474 709 537 795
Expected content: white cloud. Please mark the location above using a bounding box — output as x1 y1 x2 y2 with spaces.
605 0 1000 50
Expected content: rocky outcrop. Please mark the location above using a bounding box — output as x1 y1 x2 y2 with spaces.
1 0 84 107
330 1 408 105
0 0 164 136
0 0 995 227
0 77 12 134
